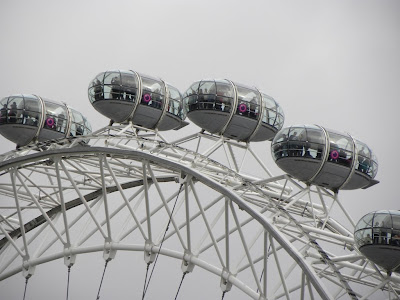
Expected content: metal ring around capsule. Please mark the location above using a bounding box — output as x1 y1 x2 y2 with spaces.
307 125 330 185
338 133 358 190
217 79 237 136
126 70 142 122
32 94 46 144
247 87 266 142
153 78 170 130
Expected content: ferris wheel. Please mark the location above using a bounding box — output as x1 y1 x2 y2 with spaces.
0 70 398 300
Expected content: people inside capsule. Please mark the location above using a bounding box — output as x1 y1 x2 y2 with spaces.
182 79 284 142
88 70 187 131
355 211 400 273
271 125 378 190
0 94 92 147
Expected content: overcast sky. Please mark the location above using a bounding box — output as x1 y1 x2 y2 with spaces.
0 0 399 299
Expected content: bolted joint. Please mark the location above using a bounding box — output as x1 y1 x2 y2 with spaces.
103 241 117 262
22 260 35 279
220 268 232 293
64 246 77 267
181 250 196 273
175 172 190 185
144 240 156 264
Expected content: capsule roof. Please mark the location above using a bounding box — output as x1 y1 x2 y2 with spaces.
88 70 188 131
0 94 92 147
182 79 284 142
355 210 400 273
271 125 378 190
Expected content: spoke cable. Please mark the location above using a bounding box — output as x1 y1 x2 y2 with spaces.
142 184 183 299
256 244 271 294
141 263 150 300
174 272 187 300
95 260 109 300
22 277 29 300
66 266 71 300
221 291 227 299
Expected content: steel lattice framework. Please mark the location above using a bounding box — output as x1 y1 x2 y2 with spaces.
0 124 398 299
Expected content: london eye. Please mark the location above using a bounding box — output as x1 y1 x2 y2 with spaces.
0 69 397 299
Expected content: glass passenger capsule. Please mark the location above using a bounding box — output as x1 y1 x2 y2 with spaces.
271 125 378 190
88 70 188 131
355 211 400 273
182 79 284 142
0 94 92 147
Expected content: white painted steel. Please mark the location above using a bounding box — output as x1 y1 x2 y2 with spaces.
0 124 397 299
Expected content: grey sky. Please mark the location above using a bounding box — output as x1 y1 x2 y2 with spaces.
0 0 399 299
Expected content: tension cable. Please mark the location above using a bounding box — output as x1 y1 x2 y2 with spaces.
174 272 187 300
96 260 109 300
141 263 150 300
66 266 71 300
22 277 29 300
256 244 271 294
142 183 183 299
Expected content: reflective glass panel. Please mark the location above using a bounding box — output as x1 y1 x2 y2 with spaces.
262 95 276 126
141 76 164 110
215 80 234 97
305 126 324 144
183 81 200 113
215 81 233 112
23 96 41 126
327 132 353 167
43 100 68 133
287 126 306 157
70 108 85 136
0 97 8 124
355 140 372 175
119 71 138 102
272 127 290 160
197 81 216 110
373 213 388 228
167 86 182 117
355 213 374 231
6 96 24 124
236 85 260 119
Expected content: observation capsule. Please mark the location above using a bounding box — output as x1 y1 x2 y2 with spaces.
271 125 378 190
355 211 400 273
182 79 284 142
88 70 188 130
0 94 92 147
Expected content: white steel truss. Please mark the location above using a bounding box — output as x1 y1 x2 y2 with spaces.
0 124 397 299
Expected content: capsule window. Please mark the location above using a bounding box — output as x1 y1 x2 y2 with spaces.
23 96 41 126
327 133 353 167
120 71 138 102
197 81 216 110
183 81 200 113
215 82 233 113
355 141 372 175
70 109 85 136
355 229 373 246
304 127 325 159
355 213 374 231
167 86 182 117
272 128 290 160
286 127 304 157
140 76 164 110
263 96 276 126
236 86 260 119
43 101 68 133
9 97 24 124
89 73 105 102
102 72 121 100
